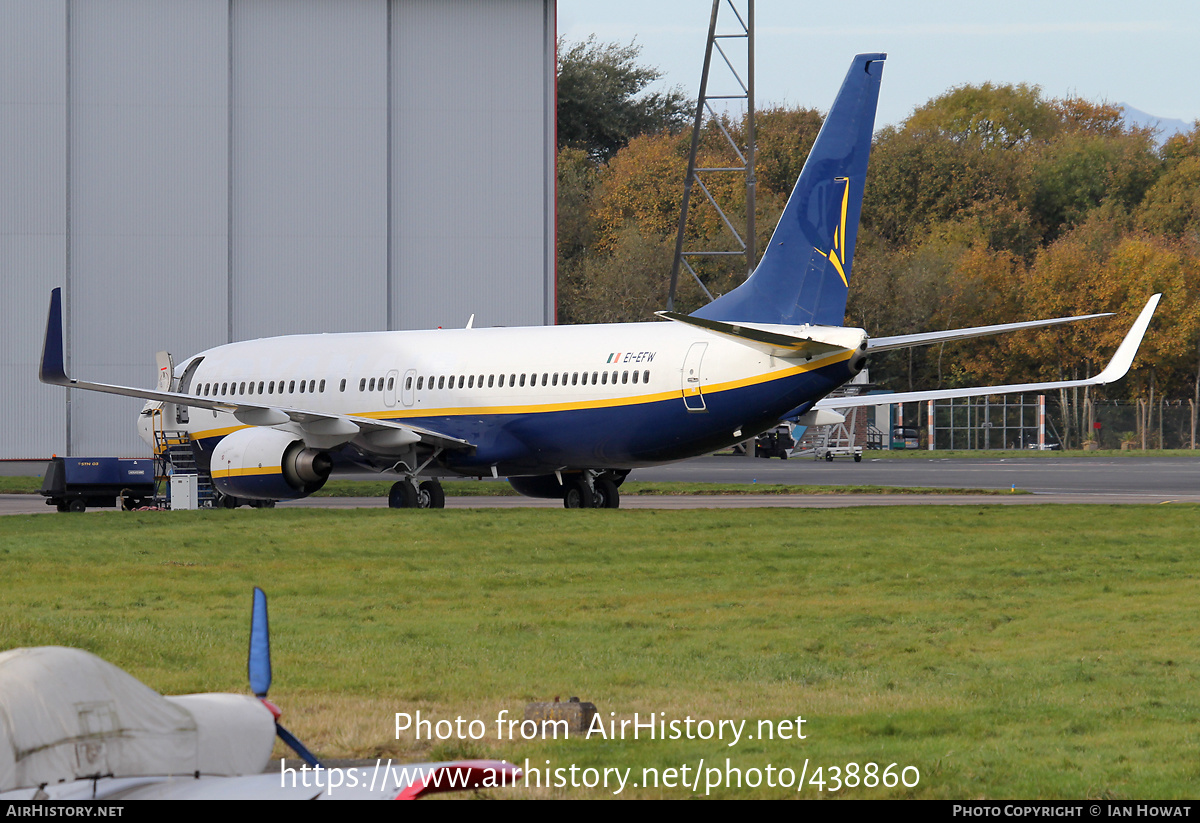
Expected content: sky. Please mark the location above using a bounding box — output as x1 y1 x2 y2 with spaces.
557 0 1199 132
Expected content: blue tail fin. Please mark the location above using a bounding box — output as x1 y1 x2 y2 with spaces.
692 53 885 326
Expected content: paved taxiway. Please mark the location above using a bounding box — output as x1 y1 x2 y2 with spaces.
635 454 1200 496
3 455 1198 513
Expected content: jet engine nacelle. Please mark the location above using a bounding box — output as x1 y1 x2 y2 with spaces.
210 428 332 500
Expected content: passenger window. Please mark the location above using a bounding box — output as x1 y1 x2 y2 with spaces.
287 380 294 393
310 380 316 393
340 379 346 392
592 371 599 384
359 378 366 392
611 371 618 384
622 371 628 384
468 375 474 389
417 376 424 390
552 373 558 386
438 376 445 390
267 381 274 394
405 376 412 390
488 375 494 388
387 377 394 391
299 380 306 393
258 381 264 393
458 376 465 389
571 372 578 386
377 377 383 390
601 372 608 385
632 371 638 384
319 379 326 392
519 374 526 387
542 373 548 386
643 370 650 383
509 373 516 386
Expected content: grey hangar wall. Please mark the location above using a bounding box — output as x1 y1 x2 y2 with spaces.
0 0 556 458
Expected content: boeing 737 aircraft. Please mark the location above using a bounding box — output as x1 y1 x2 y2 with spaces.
39 54 1160 509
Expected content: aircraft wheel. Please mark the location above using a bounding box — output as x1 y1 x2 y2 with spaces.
594 477 620 509
825 452 834 462
388 481 419 508
250 499 276 509
418 480 445 509
563 478 594 509
68 498 86 513
56 501 70 513
854 453 862 463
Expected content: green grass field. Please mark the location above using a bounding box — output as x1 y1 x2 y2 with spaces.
2 505 1198 798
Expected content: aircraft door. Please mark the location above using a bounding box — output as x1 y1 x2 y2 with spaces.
384 369 400 407
401 368 416 407
175 356 204 426
681 342 708 412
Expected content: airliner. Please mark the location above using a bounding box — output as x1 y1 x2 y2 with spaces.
39 54 1160 509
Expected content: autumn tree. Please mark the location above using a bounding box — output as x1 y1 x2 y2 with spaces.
557 37 691 163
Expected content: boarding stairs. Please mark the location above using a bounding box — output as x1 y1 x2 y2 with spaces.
792 374 872 461
150 410 214 508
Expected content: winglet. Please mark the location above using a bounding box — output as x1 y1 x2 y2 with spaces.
1095 293 1160 384
40 288 69 385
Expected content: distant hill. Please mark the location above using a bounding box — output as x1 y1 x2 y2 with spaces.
1118 103 1192 145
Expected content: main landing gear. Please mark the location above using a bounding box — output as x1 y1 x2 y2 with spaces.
562 471 621 509
388 478 445 509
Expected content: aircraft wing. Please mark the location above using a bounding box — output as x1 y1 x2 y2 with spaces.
38 289 473 452
814 294 1160 410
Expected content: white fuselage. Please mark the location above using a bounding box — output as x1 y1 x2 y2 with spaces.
147 319 866 476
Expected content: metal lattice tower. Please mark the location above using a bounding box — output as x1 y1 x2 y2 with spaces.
667 0 755 311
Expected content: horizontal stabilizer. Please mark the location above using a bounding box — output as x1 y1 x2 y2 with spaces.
816 294 1160 410
868 311 1114 352
655 311 856 359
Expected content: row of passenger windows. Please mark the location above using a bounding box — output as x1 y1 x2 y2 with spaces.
199 379 325 397
409 369 651 392
196 370 652 398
